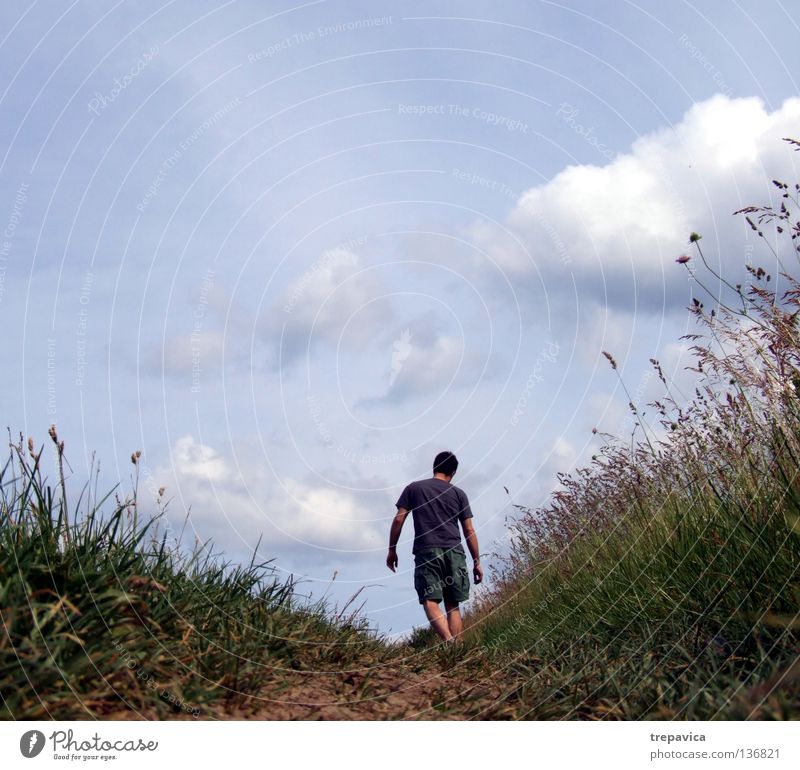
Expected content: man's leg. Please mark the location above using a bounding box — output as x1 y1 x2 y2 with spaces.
444 598 463 638
422 599 453 641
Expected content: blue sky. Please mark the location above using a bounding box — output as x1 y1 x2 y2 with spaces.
2 0 799 638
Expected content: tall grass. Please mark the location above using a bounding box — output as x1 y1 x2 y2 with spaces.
0 430 385 719
464 141 800 719
4 143 800 722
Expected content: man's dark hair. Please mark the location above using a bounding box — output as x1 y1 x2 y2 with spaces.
433 451 458 478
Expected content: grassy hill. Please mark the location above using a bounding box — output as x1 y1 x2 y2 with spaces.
0 433 391 719
2 149 799 720
459 160 800 718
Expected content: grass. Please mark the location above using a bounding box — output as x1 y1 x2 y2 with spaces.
3 140 800 720
459 146 800 718
0 431 389 719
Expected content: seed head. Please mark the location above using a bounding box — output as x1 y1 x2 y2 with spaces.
602 350 617 370
689 232 702 243
131 450 141 465
48 424 58 443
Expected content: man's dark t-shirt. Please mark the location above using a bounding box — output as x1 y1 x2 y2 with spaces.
395 477 473 553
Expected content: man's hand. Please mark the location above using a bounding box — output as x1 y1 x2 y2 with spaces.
473 561 484 585
387 508 408 572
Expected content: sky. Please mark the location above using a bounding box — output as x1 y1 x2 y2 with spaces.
1 0 799 638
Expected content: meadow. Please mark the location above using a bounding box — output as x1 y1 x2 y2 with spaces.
460 146 800 718
2 142 799 719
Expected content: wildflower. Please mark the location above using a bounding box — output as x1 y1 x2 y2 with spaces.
689 232 702 243
131 450 141 465
676 255 691 264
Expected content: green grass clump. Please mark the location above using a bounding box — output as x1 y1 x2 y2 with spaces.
464 153 800 719
0 433 386 719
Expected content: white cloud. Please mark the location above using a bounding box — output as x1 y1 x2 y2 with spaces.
264 247 392 366
283 478 382 549
157 434 385 556
477 95 800 309
172 433 233 483
380 332 464 397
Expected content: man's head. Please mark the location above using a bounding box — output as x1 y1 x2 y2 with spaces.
433 451 458 479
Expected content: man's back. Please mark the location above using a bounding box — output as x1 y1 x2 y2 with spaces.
387 452 483 642
395 477 473 553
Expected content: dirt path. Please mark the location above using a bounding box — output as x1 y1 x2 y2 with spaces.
233 655 509 720
100 646 512 721
102 646 517 721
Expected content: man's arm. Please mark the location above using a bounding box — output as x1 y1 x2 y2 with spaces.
460 517 483 584
386 507 409 572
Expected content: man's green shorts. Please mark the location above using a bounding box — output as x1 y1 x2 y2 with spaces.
413 545 470 605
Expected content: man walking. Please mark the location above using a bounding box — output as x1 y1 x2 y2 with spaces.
387 451 483 641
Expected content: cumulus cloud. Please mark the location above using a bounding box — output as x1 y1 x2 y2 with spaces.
353 310 503 407
357 330 464 406
156 434 386 558
262 247 392 368
172 434 233 483
282 478 383 549
474 95 800 312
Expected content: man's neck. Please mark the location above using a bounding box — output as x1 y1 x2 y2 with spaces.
433 473 452 483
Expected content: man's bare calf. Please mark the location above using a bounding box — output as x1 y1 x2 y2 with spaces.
422 599 452 641
444 598 463 638
423 599 463 642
